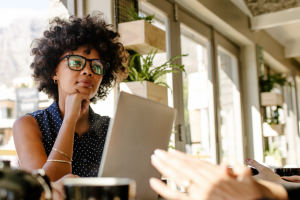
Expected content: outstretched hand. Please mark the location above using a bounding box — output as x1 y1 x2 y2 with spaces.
51 174 80 200
150 149 266 200
245 158 284 183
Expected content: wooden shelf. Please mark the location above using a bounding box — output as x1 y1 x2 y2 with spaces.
263 123 284 137
118 20 166 55
261 92 283 106
120 81 168 106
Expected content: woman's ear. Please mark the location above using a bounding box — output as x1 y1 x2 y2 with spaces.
52 74 58 84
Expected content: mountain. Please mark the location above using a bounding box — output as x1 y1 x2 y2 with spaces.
0 17 47 87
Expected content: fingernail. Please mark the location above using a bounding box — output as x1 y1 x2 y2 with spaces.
245 158 250 162
154 149 167 159
151 154 160 162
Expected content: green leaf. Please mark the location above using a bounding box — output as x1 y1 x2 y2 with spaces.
154 81 172 92
152 70 179 81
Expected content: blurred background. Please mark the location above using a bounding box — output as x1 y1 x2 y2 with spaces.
1 0 300 169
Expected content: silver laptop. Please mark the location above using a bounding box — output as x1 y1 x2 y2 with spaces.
98 91 176 200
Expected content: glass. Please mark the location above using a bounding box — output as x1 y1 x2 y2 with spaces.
180 24 212 162
139 2 174 150
59 55 110 75
217 47 242 165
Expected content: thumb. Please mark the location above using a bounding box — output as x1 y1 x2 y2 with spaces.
81 99 90 114
281 176 300 183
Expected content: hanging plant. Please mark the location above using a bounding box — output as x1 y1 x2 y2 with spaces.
259 74 292 92
123 48 188 89
265 105 282 124
118 5 155 24
265 142 282 163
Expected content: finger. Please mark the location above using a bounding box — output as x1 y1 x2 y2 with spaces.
156 149 222 181
81 99 90 113
151 154 192 186
171 149 221 173
281 176 300 182
220 162 237 178
149 178 189 200
245 158 266 172
151 153 211 188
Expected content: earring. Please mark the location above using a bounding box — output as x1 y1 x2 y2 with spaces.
54 79 57 84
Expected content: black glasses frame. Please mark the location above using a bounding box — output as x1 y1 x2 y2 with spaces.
59 55 110 75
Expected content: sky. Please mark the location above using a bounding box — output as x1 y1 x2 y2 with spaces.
0 0 49 27
0 0 49 10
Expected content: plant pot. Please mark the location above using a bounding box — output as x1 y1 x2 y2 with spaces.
265 156 283 167
261 92 283 106
118 20 166 55
120 81 168 106
263 123 284 137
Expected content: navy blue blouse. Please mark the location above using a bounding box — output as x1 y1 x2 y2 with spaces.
28 101 110 177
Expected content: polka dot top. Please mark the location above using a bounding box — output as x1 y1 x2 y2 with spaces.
28 101 110 177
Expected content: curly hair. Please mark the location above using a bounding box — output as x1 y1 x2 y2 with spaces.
30 12 128 103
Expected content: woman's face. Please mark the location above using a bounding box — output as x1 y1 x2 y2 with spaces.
54 46 104 100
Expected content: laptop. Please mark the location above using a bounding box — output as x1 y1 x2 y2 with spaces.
98 91 176 200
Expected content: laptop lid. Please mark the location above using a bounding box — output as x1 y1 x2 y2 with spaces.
98 91 176 200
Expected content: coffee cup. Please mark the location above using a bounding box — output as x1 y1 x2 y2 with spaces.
64 177 136 200
273 168 300 177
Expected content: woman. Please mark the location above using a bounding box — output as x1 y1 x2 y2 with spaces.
13 13 128 181
150 149 300 200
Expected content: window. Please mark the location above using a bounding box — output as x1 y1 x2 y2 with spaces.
217 47 243 165
7 108 12 118
0 129 4 146
180 24 213 162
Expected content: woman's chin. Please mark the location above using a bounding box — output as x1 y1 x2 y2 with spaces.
75 88 95 98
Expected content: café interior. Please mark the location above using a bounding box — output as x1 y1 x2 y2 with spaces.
3 0 300 199
54 0 300 168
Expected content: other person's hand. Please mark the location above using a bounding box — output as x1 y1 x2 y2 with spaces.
150 149 269 200
281 175 300 183
51 174 80 200
245 158 284 183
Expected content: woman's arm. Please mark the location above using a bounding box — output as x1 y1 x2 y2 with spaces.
13 92 90 181
13 114 76 181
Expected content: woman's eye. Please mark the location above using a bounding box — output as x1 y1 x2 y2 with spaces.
92 65 102 73
71 61 82 66
70 61 83 69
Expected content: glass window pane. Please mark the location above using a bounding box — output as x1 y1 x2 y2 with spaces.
139 2 175 150
180 25 212 162
217 47 243 165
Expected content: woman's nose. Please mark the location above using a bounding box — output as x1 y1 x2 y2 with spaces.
81 62 93 76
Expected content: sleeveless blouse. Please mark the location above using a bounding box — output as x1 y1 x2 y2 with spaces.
28 101 110 177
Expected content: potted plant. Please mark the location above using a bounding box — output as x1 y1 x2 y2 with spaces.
260 74 291 106
117 5 166 55
120 49 187 105
264 142 283 167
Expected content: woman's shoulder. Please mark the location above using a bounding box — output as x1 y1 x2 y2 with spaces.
93 112 110 123
13 115 41 139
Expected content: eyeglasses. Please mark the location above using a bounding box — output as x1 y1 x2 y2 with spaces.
59 55 110 75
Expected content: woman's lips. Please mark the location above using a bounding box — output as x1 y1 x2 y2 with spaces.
77 79 93 88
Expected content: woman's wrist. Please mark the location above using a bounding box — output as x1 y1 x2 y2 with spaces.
62 116 77 127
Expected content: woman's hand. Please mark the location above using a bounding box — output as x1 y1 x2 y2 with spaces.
51 174 80 200
150 149 269 200
64 89 90 121
245 158 285 183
